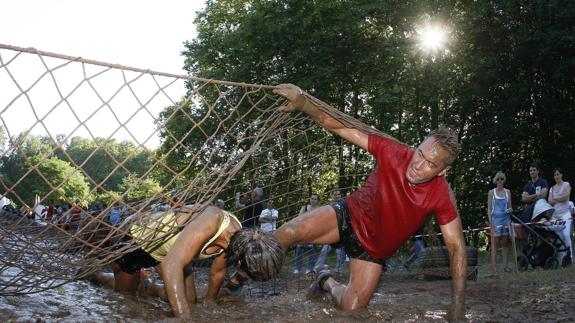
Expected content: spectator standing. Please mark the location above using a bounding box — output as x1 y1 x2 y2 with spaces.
109 206 122 225
259 199 279 233
293 194 320 275
69 199 84 230
55 204 64 222
401 225 426 271
314 189 348 273
548 168 572 264
235 187 264 228
521 163 549 221
487 172 513 273
44 200 55 222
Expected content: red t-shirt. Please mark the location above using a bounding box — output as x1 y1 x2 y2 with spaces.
346 134 459 259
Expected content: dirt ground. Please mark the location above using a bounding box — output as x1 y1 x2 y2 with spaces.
1 255 575 322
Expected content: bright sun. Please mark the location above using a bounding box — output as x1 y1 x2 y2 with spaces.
417 24 448 54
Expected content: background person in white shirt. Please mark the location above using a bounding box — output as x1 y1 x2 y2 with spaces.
548 167 572 263
259 199 279 233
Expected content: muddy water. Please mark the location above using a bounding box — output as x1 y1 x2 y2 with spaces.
0 268 442 322
2 266 575 322
0 279 170 322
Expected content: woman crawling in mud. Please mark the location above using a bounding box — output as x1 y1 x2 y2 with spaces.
87 205 283 319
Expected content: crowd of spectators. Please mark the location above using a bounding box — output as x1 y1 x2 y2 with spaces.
487 163 574 272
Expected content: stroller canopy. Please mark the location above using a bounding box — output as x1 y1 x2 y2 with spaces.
532 199 555 221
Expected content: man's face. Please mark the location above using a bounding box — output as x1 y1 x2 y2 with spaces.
406 137 451 185
267 199 274 209
529 167 539 180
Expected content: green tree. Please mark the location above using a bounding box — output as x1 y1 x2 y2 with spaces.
1 153 90 206
62 137 154 192
1 134 55 204
161 0 575 230
29 156 91 204
118 174 162 202
446 0 575 228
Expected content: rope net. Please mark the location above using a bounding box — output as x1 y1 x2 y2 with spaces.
0 44 376 295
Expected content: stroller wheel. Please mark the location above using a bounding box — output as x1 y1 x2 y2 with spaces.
544 257 559 270
517 255 529 271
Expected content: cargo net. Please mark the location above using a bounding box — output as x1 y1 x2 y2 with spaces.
0 44 378 295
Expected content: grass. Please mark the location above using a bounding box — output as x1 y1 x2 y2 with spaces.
476 248 575 281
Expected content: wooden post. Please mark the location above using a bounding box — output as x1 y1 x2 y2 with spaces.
510 223 518 274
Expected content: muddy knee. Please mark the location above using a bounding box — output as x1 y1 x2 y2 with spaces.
340 293 370 311
276 222 303 248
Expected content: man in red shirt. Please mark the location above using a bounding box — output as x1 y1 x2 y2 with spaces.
273 84 467 321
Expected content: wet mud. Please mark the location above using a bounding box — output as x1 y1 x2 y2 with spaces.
1 265 574 322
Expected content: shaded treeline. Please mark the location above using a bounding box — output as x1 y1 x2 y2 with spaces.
173 0 575 229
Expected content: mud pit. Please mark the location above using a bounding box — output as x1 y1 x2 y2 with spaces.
1 264 574 322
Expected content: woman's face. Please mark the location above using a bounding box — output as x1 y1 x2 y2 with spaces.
554 170 563 182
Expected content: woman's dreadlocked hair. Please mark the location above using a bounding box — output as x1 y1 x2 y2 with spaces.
226 227 284 281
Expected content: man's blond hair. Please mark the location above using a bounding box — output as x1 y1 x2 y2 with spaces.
426 127 461 165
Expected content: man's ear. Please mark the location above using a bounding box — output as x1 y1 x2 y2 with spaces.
437 166 451 177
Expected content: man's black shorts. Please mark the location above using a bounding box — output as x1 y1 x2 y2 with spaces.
330 199 385 265
115 235 160 274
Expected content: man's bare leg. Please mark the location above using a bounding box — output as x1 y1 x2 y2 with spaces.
322 258 382 310
276 205 340 247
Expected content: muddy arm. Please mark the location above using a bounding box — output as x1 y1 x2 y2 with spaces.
161 207 222 318
440 217 467 322
206 253 227 301
274 84 369 151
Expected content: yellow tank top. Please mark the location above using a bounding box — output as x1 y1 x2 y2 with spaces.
130 210 241 262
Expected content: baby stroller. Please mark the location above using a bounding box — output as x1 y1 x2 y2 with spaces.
512 199 571 270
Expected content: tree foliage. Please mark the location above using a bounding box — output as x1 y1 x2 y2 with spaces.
172 0 575 228
1 1 573 232
61 137 154 192
0 134 157 207
118 174 162 202
0 135 90 205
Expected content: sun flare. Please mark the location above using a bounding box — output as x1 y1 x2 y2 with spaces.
417 24 448 54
